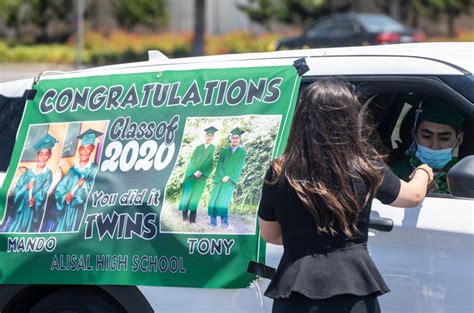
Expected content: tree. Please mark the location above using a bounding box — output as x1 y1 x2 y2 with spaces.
190 0 205 56
238 0 352 29
0 0 79 43
379 0 473 37
425 0 473 37
237 0 282 31
376 0 421 26
112 0 168 31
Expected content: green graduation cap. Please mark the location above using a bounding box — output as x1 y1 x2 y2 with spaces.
77 128 103 146
204 126 218 135
33 134 58 151
230 127 245 136
419 98 464 130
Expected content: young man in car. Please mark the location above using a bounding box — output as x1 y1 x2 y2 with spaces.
390 98 464 194
207 127 247 228
178 126 217 224
54 128 102 232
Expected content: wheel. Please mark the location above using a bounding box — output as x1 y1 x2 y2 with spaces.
30 287 125 313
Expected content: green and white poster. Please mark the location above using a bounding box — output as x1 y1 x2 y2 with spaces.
0 65 301 287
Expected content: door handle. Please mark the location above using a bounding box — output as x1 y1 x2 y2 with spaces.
369 217 393 232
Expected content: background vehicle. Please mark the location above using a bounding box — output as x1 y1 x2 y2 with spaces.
276 13 426 50
0 42 473 313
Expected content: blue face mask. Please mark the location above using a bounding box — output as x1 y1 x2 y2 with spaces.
415 144 453 169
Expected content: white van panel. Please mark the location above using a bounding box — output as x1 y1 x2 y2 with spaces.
304 56 463 76
138 285 268 312
371 197 474 313
0 78 34 97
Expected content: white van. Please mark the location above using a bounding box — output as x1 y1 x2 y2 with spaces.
0 42 473 313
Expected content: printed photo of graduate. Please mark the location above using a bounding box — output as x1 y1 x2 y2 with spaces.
41 121 107 233
161 115 281 234
0 124 63 233
178 126 218 225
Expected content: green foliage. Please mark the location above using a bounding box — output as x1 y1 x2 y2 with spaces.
0 0 21 26
427 0 473 12
0 0 78 43
112 0 168 30
0 42 78 62
428 0 473 36
238 0 350 27
376 0 473 35
237 0 283 30
0 30 281 64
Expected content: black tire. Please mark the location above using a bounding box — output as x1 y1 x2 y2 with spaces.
29 287 126 313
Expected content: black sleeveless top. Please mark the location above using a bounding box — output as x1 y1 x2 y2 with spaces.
258 165 401 299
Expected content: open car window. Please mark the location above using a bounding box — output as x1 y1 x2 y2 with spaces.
300 76 473 198
368 92 472 197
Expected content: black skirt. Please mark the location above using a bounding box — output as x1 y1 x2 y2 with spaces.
265 243 390 300
272 292 381 313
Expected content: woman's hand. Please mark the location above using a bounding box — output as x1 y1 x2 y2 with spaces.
410 164 434 184
390 163 434 208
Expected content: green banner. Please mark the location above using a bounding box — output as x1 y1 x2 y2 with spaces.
0 65 301 287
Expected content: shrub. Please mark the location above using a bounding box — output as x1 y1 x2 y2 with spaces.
4 30 471 65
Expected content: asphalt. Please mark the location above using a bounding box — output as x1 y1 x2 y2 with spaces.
0 63 77 83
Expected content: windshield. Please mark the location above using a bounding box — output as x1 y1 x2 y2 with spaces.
359 15 405 32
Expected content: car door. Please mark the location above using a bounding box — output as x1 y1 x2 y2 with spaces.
365 77 474 313
370 196 473 313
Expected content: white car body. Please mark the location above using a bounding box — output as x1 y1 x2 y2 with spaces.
0 42 473 313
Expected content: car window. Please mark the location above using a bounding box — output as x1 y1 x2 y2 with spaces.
0 95 26 174
387 96 472 196
359 15 405 32
305 19 335 37
301 77 473 197
440 75 474 103
331 19 357 34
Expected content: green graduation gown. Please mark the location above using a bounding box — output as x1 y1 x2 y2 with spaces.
390 156 457 194
54 162 98 232
208 146 247 217
178 143 215 212
8 167 52 233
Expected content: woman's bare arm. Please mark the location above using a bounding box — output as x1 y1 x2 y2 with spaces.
390 164 433 208
258 218 283 245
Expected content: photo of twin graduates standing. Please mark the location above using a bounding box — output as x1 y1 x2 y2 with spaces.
178 126 247 229
162 116 281 234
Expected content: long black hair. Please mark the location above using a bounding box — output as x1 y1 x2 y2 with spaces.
271 78 383 237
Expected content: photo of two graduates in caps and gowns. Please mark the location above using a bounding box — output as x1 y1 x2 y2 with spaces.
174 125 248 230
0 124 104 233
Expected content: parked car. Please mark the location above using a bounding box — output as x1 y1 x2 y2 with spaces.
0 42 473 313
276 13 426 50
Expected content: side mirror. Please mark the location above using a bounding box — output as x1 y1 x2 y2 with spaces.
447 155 474 198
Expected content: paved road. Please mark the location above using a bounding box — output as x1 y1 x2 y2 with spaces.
0 63 77 83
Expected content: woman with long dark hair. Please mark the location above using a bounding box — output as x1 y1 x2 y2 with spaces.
258 78 433 313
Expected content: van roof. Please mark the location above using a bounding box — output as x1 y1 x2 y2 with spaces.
91 42 473 76
1 43 472 88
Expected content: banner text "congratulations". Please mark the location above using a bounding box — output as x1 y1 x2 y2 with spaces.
39 77 283 114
